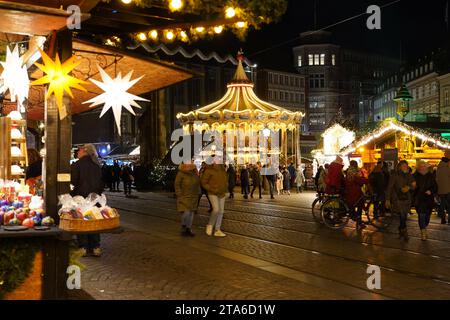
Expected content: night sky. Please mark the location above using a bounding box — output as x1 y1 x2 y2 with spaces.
195 0 450 70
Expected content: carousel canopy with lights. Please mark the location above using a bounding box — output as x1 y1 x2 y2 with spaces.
176 52 303 133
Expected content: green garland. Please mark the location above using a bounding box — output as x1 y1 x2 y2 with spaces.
0 239 41 300
102 0 288 28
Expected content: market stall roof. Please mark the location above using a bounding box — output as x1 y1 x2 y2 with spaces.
0 0 91 35
177 53 303 130
26 39 196 120
340 118 450 155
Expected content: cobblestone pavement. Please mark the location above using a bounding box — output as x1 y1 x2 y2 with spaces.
72 190 450 300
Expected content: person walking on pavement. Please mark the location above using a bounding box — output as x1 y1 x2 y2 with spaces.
276 168 284 195
199 162 213 213
369 161 388 218
175 162 201 237
227 164 236 199
282 166 291 195
250 162 263 199
71 144 104 257
386 160 416 241
111 161 122 192
121 164 134 197
413 161 438 240
295 166 304 193
436 150 450 224
201 157 228 237
263 163 276 199
240 165 250 199
288 162 296 192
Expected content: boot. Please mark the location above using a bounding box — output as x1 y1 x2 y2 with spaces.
420 229 427 241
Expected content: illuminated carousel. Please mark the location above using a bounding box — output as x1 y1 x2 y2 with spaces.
176 51 304 165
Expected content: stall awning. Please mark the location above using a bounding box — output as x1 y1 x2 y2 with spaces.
26 39 195 120
341 118 450 155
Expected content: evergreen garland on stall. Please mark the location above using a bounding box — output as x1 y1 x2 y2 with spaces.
0 239 40 299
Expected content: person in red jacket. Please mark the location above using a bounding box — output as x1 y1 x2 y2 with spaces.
345 160 369 228
325 156 344 194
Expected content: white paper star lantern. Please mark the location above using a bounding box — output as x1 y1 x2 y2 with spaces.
0 45 30 107
83 66 149 135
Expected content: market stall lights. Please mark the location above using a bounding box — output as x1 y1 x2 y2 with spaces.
0 45 30 107
195 26 205 33
165 31 175 40
225 7 236 18
31 49 88 120
180 31 188 40
214 26 224 34
83 66 149 136
138 32 147 41
169 0 183 11
149 30 158 39
236 21 247 28
121 0 132 4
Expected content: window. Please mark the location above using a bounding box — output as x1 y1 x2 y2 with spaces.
425 64 429 73
309 74 325 88
268 73 273 84
274 74 279 84
290 92 294 102
308 54 314 66
420 66 423 75
309 96 325 109
332 54 336 66
430 61 434 70
445 89 449 106
314 54 320 65
309 113 326 125
298 55 302 67
320 54 325 65
285 75 289 85
300 94 305 104
300 78 305 88
268 90 272 100
295 78 299 87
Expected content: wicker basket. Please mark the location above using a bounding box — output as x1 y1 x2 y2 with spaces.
59 216 120 232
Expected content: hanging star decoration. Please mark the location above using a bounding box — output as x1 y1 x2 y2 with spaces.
31 49 87 120
83 65 149 135
0 45 30 107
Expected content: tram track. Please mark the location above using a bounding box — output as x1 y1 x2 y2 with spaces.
106 193 450 288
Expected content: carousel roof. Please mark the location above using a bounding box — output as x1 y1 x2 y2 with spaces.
176 52 303 129
341 118 450 155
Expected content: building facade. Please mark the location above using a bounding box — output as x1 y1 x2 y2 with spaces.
438 73 450 122
256 68 307 130
293 31 400 134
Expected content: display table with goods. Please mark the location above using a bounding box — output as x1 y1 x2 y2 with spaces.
0 181 70 300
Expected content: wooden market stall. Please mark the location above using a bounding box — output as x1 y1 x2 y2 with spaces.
340 118 450 171
0 0 194 300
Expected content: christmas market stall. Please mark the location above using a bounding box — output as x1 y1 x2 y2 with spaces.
176 52 304 166
340 118 450 171
0 0 195 300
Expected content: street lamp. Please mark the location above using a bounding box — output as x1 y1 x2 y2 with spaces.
394 84 413 122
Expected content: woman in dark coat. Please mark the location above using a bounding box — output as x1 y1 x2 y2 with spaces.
227 164 236 199
282 167 291 195
240 166 250 199
413 161 438 240
71 144 104 257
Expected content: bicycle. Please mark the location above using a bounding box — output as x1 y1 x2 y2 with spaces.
311 192 327 223
320 193 393 230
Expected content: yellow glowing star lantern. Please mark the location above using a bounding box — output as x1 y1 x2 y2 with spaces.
214 26 224 34
169 0 183 11
31 49 87 120
83 65 149 135
225 7 236 18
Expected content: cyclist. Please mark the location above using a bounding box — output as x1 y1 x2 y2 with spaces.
325 156 344 195
345 160 369 229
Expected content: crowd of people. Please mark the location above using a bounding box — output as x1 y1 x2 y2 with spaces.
316 151 450 241
174 159 306 237
101 161 135 197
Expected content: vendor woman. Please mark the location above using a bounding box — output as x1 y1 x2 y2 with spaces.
26 148 43 195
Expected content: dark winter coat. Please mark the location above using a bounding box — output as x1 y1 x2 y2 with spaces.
369 168 386 196
282 170 291 190
175 167 201 212
70 155 104 197
413 171 437 209
386 170 415 213
227 166 237 189
250 167 262 186
240 168 250 188
436 158 450 195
